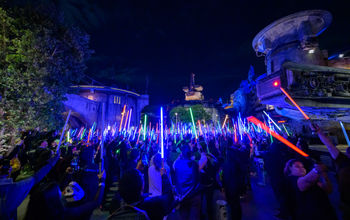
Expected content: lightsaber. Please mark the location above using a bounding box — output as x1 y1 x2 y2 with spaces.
160 107 164 159
279 87 310 120
87 129 91 144
80 128 86 140
222 115 228 129
119 105 126 132
268 119 273 143
198 120 203 136
340 121 350 147
136 126 142 145
72 128 77 137
77 127 84 138
247 116 309 157
56 110 72 154
100 103 105 174
143 114 147 141
133 126 137 140
189 108 198 139
124 110 129 131
91 122 96 136
282 124 290 136
234 123 238 143
263 111 282 131
127 108 132 131
67 129 70 143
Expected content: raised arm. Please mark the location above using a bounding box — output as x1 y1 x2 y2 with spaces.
310 124 340 159
33 153 59 184
297 168 320 191
11 153 59 211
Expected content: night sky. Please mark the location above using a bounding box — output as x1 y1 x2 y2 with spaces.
61 0 350 104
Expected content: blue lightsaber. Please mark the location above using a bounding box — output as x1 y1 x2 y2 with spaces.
263 111 282 131
160 107 164 158
340 121 350 147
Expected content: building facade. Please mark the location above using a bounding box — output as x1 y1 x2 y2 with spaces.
64 85 149 129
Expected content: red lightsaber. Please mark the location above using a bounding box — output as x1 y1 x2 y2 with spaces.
136 126 142 145
234 123 238 143
87 129 91 144
247 116 309 157
273 81 310 120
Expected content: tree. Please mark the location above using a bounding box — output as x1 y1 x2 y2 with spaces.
0 4 92 149
169 105 211 124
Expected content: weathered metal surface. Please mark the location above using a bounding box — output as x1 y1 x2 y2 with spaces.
253 10 350 122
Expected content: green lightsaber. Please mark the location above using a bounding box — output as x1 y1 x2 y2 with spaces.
189 108 198 139
143 114 147 141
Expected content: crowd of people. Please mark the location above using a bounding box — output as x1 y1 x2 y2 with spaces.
0 122 349 220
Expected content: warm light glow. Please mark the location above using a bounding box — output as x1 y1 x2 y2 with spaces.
222 115 229 129
273 81 279 87
87 95 94 101
127 108 132 131
119 105 127 132
198 120 203 136
280 87 310 120
247 116 309 157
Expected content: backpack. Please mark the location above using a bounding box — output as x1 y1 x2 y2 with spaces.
108 205 150 220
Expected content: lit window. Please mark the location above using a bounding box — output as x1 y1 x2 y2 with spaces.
88 95 94 101
114 96 121 104
308 49 315 54
266 105 275 110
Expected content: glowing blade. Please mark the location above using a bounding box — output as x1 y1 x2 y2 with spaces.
247 116 309 157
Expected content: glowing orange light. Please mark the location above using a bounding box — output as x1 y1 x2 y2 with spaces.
234 124 238 143
87 129 91 144
198 120 203 136
119 105 126 132
273 81 279 87
278 120 286 123
280 88 310 120
247 116 309 157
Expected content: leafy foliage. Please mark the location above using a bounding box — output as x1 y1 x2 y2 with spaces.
0 5 92 147
169 104 211 123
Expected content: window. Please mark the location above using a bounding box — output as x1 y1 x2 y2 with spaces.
266 105 275 110
114 96 121 104
88 95 94 101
